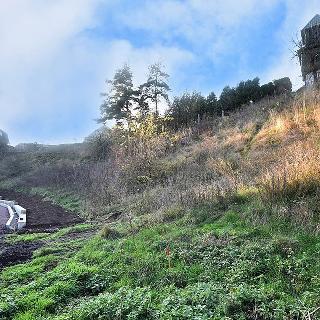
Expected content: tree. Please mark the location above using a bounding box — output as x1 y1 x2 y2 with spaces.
219 78 262 113
0 130 9 146
99 64 136 125
167 96 185 129
260 82 275 98
85 127 113 161
235 77 261 105
135 93 150 118
139 63 170 115
191 92 207 120
219 86 237 112
167 91 207 128
273 77 292 95
206 92 220 116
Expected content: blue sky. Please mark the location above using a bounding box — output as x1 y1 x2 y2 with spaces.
0 0 319 145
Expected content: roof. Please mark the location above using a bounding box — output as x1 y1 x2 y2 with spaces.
303 14 320 30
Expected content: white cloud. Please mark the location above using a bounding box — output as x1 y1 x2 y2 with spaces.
0 0 100 65
1 1 318 144
116 0 319 91
0 0 103 143
116 0 279 59
0 0 194 145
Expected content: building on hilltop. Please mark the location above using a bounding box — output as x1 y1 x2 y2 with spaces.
299 14 320 86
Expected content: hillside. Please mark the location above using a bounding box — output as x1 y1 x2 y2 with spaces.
0 89 320 319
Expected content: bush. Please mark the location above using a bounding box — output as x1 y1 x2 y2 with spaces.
274 77 292 95
161 206 185 222
99 225 121 239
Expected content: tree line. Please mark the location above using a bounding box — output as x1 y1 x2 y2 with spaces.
168 77 292 129
99 64 292 131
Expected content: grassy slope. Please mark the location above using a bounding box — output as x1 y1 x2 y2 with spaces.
1 92 320 319
0 204 319 320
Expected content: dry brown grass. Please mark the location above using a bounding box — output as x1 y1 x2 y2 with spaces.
3 89 320 229
121 92 319 218
254 90 320 147
247 90 320 229
258 141 320 202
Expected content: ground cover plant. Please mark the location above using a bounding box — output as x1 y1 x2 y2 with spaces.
0 205 319 320
1 82 320 319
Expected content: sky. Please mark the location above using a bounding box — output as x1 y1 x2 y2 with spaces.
0 0 319 146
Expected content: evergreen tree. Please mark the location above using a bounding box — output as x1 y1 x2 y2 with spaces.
191 92 207 119
99 64 135 125
168 91 207 128
260 82 275 98
219 86 237 112
135 89 150 118
235 77 261 105
273 77 292 95
206 92 219 116
139 63 170 115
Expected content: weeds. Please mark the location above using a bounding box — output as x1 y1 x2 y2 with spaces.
1 210 319 319
99 225 121 239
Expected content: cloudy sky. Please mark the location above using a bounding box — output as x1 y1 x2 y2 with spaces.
0 0 319 145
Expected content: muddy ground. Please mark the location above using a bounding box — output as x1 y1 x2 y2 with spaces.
0 189 83 229
0 189 84 269
0 241 43 269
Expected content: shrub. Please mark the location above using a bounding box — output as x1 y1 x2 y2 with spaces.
99 225 120 239
161 206 185 222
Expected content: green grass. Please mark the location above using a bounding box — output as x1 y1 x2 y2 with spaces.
4 233 50 244
0 205 319 320
30 187 84 214
50 223 95 238
4 224 95 245
0 184 84 215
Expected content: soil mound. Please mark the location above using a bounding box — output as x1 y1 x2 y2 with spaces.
0 189 83 229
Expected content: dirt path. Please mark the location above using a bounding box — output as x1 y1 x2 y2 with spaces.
0 189 85 269
0 189 83 229
0 241 43 269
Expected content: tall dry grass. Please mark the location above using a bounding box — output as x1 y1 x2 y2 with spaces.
258 141 320 202
252 89 320 229
3 89 320 229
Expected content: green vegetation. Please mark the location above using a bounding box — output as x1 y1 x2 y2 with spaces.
0 66 319 319
99 63 292 130
4 232 49 245
99 63 170 124
4 223 94 245
30 187 84 214
0 206 319 319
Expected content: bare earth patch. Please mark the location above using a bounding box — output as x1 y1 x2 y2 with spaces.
0 189 84 268
0 189 83 229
